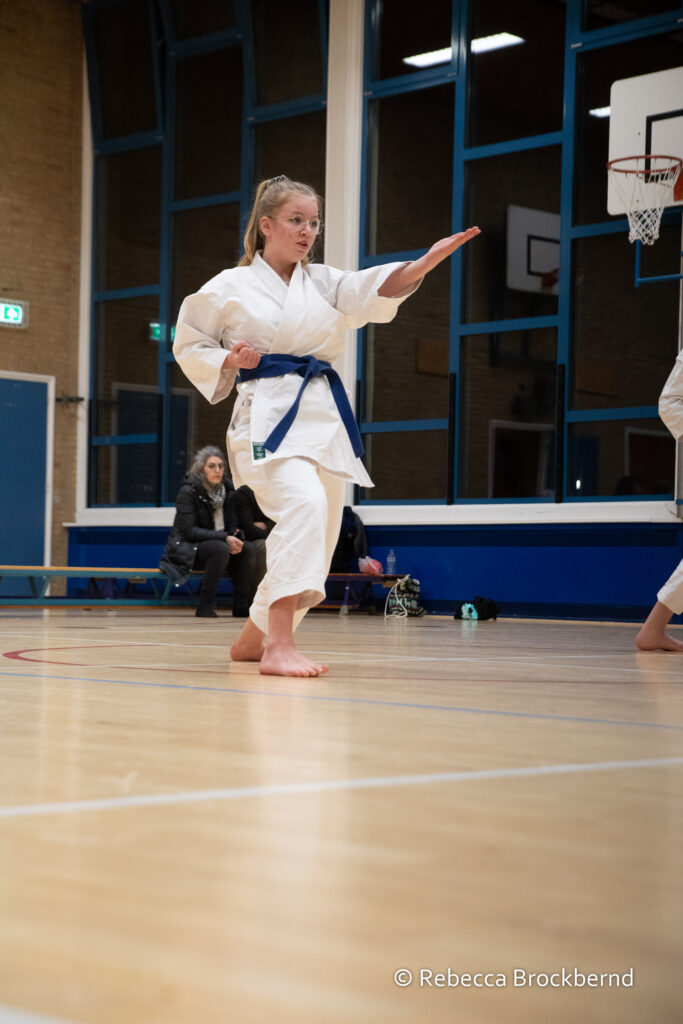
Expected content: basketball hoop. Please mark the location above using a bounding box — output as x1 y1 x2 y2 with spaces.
607 155 682 246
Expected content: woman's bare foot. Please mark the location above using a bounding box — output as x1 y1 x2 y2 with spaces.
259 641 329 677
635 627 683 652
635 600 683 651
230 618 266 662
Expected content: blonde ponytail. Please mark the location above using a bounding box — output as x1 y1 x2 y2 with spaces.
237 175 323 267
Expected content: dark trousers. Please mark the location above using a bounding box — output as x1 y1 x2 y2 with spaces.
193 539 261 610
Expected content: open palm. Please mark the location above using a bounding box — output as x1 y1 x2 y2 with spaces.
424 226 481 271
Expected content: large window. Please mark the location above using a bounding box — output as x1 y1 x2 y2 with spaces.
84 0 683 509
358 0 682 504
84 0 327 506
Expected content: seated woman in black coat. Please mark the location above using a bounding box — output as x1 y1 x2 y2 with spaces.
161 446 265 618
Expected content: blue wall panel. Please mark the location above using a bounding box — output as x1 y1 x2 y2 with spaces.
68 522 683 620
67 526 233 601
366 523 683 620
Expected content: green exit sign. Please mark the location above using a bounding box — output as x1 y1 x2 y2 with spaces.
148 322 175 342
0 298 28 328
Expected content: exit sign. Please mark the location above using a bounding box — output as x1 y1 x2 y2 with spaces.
0 298 28 328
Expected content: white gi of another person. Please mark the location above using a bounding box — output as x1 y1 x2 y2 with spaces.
173 174 480 677
635 353 683 652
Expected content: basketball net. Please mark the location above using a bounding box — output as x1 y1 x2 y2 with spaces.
607 155 682 246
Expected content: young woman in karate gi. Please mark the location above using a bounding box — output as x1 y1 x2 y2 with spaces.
636 354 683 651
174 175 480 676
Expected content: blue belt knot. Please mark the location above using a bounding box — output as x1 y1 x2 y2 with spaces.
238 353 364 458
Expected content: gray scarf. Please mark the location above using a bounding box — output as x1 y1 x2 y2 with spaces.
198 476 225 511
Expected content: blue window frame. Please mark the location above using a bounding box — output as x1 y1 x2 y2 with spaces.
83 0 328 507
358 0 683 505
83 0 682 508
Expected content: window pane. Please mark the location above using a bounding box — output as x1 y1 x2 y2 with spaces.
253 111 326 201
368 84 453 255
568 420 674 497
93 0 157 139
96 148 161 292
460 330 557 499
253 0 324 105
91 443 159 506
174 48 243 200
362 430 448 501
463 147 561 323
170 0 236 39
93 297 160 437
171 204 241 326
374 0 452 81
574 32 683 224
167 362 237 502
364 262 450 422
467 0 564 147
583 0 681 32
571 227 680 410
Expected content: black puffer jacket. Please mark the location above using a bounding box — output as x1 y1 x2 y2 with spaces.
160 474 242 579
234 485 275 540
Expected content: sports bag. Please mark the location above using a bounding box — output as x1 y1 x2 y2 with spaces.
453 595 500 621
385 575 425 618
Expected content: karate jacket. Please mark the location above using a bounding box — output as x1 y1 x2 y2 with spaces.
173 253 419 487
659 352 683 441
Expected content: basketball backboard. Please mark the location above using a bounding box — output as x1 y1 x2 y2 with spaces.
506 204 560 295
607 65 683 215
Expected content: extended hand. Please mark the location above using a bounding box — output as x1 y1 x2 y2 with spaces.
377 226 481 297
420 226 481 273
224 340 261 371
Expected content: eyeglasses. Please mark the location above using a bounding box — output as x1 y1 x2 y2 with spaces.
272 215 323 235
205 462 224 470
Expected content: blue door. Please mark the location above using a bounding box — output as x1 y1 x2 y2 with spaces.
0 376 49 595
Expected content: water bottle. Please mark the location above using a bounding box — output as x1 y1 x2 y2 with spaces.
386 549 397 575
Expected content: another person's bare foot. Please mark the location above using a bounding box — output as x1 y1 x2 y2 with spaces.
635 627 683 652
635 600 683 651
259 641 329 677
230 618 266 662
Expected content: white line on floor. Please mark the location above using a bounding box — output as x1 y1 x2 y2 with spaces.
1 757 681 820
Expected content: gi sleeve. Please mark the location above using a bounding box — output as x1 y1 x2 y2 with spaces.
659 354 683 441
173 275 237 404
311 262 422 330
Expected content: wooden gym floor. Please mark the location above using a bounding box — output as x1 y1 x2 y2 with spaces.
0 608 681 1024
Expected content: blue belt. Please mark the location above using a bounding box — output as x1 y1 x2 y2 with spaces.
238 354 365 458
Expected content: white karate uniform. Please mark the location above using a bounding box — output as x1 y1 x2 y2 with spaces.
656 354 683 614
173 253 419 633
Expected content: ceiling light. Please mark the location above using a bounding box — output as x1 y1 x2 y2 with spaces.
589 106 611 118
403 33 525 68
403 46 452 69
470 32 524 54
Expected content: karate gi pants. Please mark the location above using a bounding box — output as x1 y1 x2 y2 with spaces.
658 559 683 616
230 449 346 636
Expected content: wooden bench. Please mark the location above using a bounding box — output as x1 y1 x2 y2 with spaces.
0 566 403 611
0 565 204 606
317 572 403 615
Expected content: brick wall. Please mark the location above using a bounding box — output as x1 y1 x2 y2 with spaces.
0 0 83 568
